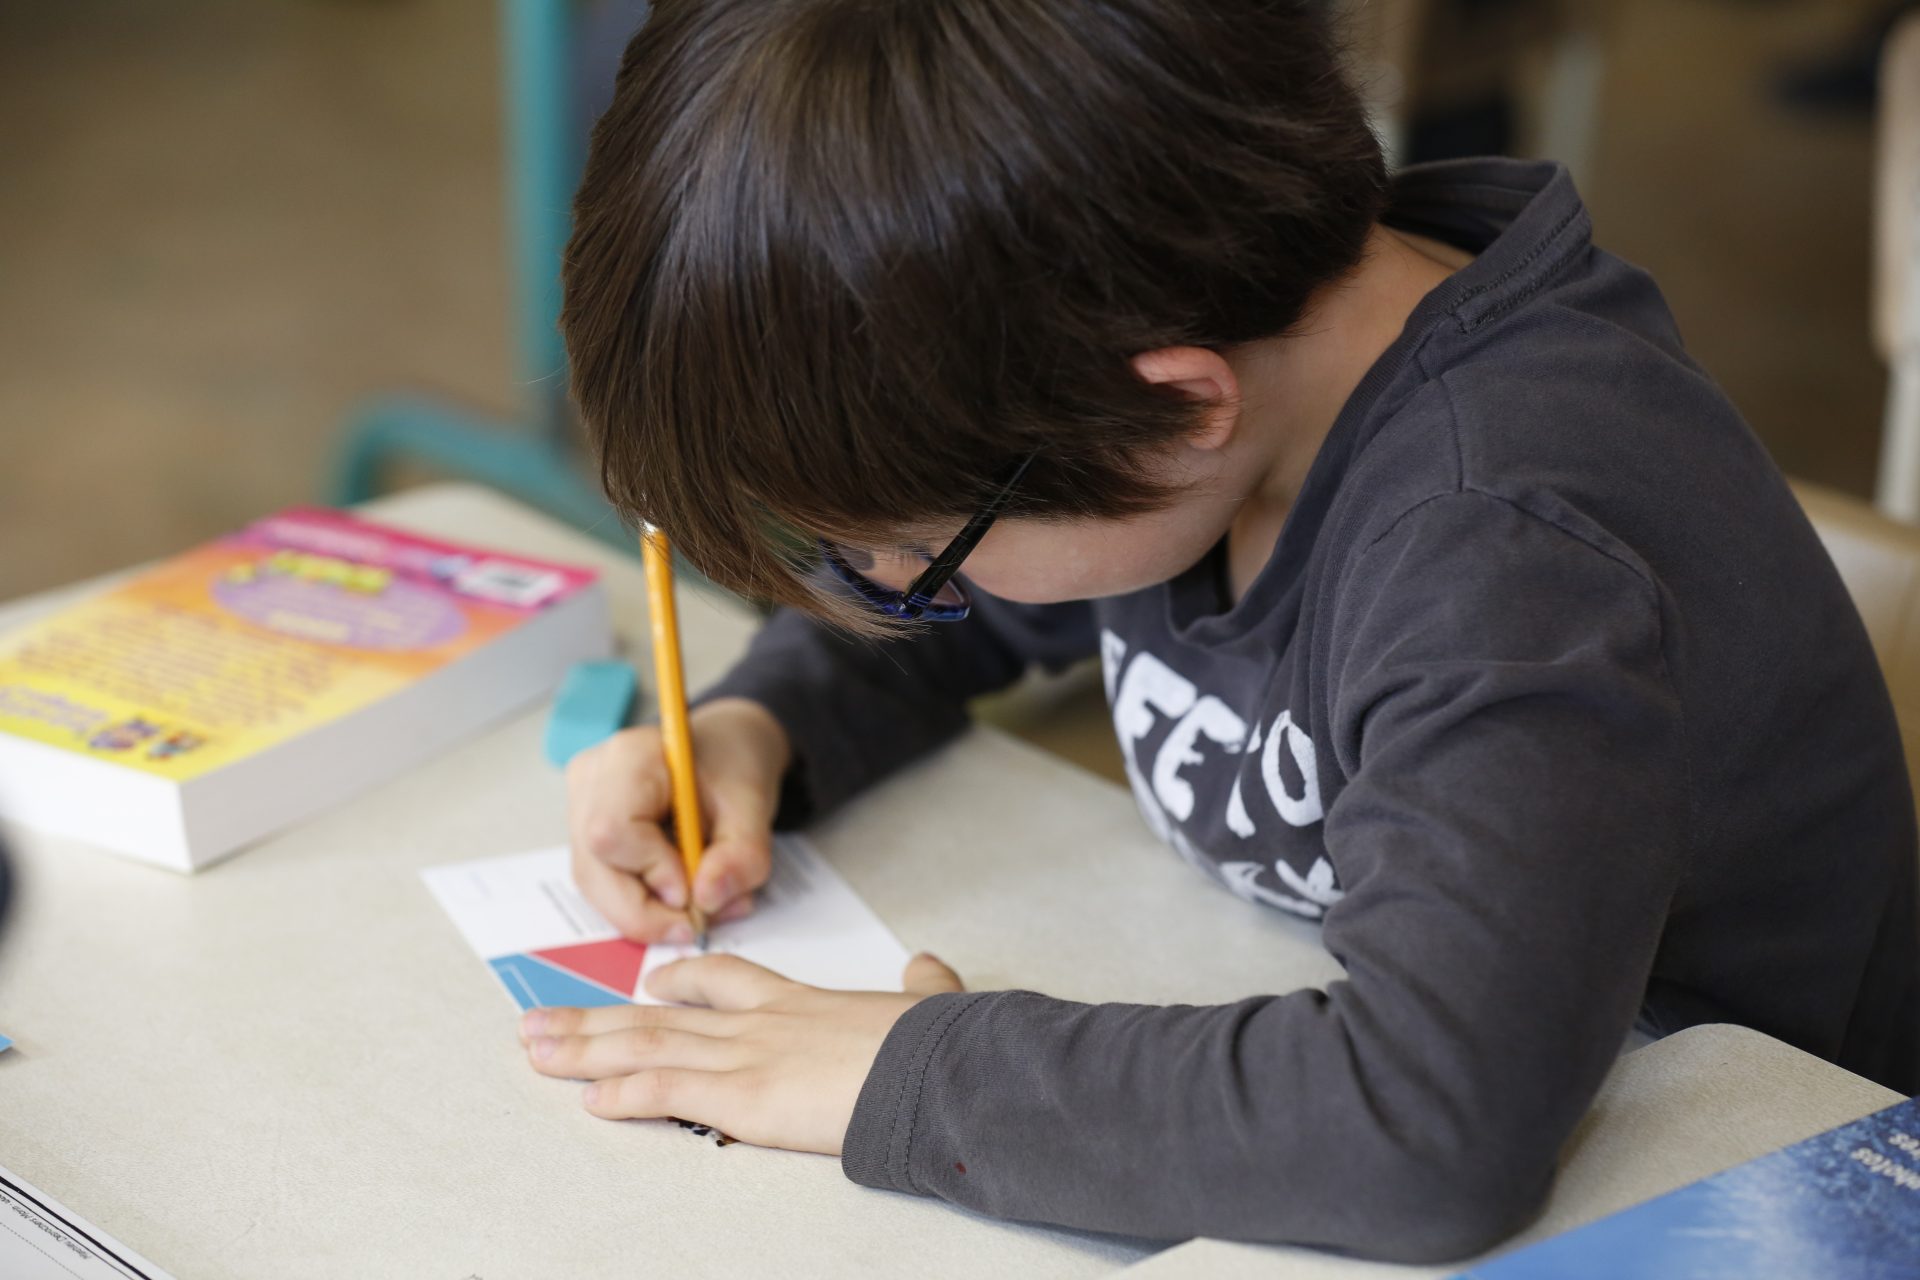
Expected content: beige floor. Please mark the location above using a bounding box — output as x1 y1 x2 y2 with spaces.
0 0 1895 785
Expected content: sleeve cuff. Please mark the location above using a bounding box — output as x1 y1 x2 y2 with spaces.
841 991 989 1193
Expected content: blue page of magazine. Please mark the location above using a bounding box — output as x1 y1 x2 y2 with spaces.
1458 1097 1920 1279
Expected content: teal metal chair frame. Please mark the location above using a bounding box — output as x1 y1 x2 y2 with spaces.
330 0 631 552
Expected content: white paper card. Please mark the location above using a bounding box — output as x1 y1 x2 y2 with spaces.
421 834 910 1009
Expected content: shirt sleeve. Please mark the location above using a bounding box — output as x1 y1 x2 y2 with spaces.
695 586 1099 824
839 492 1691 1263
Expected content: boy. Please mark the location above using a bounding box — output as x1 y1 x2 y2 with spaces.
519 0 1920 1262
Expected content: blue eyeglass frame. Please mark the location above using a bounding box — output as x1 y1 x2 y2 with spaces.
820 452 1038 622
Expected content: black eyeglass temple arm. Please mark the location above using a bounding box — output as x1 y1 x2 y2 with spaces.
904 452 1038 597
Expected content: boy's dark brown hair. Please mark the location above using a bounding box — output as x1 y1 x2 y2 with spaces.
564 0 1387 623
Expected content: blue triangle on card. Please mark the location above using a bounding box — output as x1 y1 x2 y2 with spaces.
489 953 632 1011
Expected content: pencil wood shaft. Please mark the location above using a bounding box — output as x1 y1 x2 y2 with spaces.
641 529 706 935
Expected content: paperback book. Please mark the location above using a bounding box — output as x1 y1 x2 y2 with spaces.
0 507 610 870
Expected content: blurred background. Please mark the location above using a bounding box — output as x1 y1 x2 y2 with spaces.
0 0 1912 776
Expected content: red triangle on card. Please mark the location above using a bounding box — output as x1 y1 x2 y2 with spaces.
530 938 648 999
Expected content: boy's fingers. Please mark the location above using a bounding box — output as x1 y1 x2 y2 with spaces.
529 1027 738 1079
523 1002 741 1042
645 953 792 1010
572 780 691 911
903 952 966 995
569 845 693 942
568 845 648 935
691 843 768 915
579 819 689 909
583 1067 736 1125
590 724 665 777
565 730 663 818
568 731 690 907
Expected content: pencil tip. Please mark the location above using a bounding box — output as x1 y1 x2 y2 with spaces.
696 931 710 953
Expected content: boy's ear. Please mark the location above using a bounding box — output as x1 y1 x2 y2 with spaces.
1130 347 1241 451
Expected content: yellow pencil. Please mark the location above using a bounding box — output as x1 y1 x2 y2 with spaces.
640 526 708 949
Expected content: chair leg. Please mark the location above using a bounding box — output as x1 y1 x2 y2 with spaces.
328 394 635 552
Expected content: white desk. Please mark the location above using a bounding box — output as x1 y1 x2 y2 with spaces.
0 485 1345 1279
0 486 1900 1279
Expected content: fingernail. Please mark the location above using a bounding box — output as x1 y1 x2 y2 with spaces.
659 882 686 909
700 873 735 912
532 1036 558 1061
521 1010 548 1037
666 922 694 945
583 1084 600 1107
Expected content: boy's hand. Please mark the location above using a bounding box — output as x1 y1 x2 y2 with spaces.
565 697 791 943
519 953 966 1154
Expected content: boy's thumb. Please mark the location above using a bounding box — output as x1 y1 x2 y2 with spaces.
692 832 771 914
903 952 965 995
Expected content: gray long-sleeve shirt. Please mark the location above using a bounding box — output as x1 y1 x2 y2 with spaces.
700 158 1920 1262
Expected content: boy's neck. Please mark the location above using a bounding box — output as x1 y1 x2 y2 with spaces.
1220 224 1470 602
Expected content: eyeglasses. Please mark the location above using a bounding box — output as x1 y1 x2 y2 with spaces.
819 453 1037 622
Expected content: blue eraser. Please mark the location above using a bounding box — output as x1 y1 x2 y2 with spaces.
544 661 640 768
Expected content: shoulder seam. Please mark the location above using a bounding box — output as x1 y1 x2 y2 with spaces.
1357 486 1658 603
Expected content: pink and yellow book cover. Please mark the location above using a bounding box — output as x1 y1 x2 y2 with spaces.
0 508 599 783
